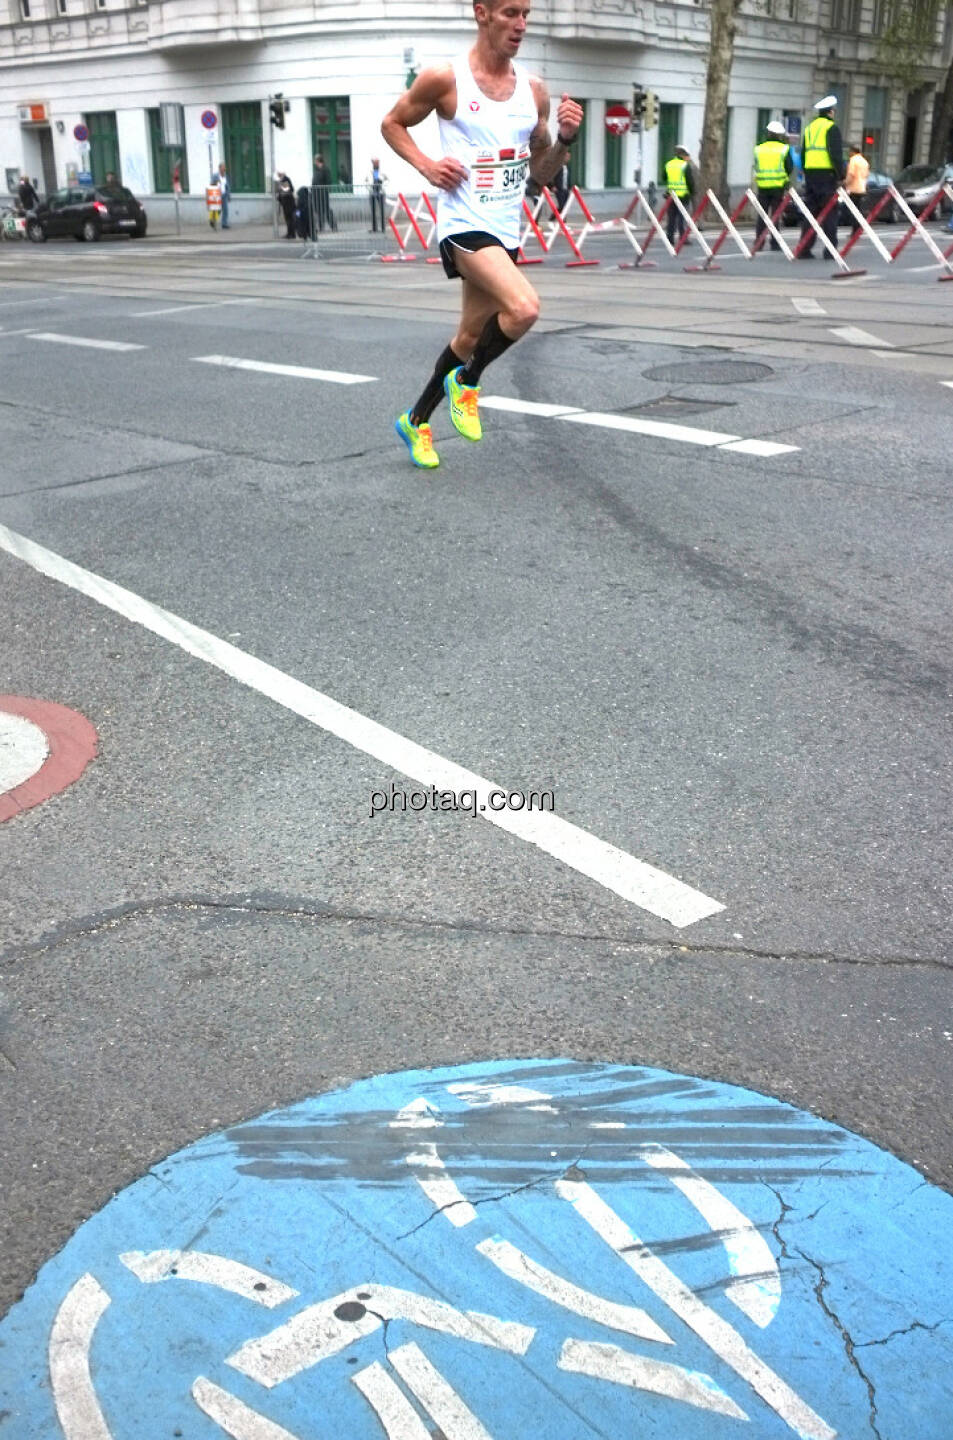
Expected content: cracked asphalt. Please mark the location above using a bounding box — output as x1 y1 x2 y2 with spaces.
0 236 952 1431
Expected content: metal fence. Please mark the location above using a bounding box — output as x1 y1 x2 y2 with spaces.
298 183 391 260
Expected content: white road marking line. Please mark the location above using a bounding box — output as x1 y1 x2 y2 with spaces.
479 396 584 418
0 295 64 310
561 410 742 448
352 1362 433 1439
191 1377 304 1439
791 298 826 316
0 711 48 791
907 260 946 273
119 1249 299 1307
477 1237 672 1345
556 1180 835 1440
227 1285 534 1387
829 325 893 348
27 332 145 352
0 523 725 927
388 1342 494 1440
942 381 953 390
405 1142 479 1227
558 1339 748 1419
49 1274 114 1440
193 354 375 384
718 438 800 457
637 1145 780 1327
0 327 41 339
446 1082 554 1108
390 1097 442 1129
131 298 262 317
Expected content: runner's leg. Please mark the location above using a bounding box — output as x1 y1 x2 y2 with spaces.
450 245 540 385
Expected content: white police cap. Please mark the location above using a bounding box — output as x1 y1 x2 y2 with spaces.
814 95 838 110
766 120 787 135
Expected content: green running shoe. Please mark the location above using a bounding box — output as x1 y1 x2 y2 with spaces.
443 366 482 442
395 411 439 468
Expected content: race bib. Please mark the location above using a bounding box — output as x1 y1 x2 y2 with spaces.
472 145 530 202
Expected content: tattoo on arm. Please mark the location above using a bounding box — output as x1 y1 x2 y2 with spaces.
529 123 568 185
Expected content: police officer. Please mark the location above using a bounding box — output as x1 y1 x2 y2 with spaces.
752 120 792 251
664 145 695 245
798 95 845 258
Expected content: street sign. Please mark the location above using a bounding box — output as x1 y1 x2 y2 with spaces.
2 1059 952 1437
77 171 93 185
73 123 88 143
605 104 631 136
200 109 218 130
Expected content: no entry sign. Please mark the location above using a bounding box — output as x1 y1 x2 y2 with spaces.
2 1059 953 1437
604 104 631 136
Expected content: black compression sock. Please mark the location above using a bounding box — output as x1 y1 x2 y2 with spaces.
410 343 466 425
458 314 516 386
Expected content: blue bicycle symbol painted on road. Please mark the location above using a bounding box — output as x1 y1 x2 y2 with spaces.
2 1060 952 1438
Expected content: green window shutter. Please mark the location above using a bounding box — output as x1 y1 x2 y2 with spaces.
657 104 681 184
604 101 624 188
84 111 120 185
310 97 353 188
148 109 188 193
221 102 265 192
572 100 588 189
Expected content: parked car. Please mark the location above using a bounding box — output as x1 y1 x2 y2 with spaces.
892 163 953 218
26 184 147 242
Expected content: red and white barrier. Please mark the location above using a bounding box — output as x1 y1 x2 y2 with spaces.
382 193 436 262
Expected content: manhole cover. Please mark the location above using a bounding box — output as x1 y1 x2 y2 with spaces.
643 360 774 385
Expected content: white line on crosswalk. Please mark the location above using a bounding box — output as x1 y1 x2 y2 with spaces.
791 298 826 316
561 411 741 448
0 521 726 927
27 332 145 352
829 325 892 348
192 354 375 384
132 298 262 317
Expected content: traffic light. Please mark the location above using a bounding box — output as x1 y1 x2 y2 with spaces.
269 97 288 129
643 91 658 131
632 86 645 120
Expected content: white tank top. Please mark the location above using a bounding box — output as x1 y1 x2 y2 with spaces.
436 53 539 248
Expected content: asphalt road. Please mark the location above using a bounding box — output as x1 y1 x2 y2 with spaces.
1 231 951 1342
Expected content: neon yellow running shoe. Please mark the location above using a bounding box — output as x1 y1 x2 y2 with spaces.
444 366 482 442
395 411 439 468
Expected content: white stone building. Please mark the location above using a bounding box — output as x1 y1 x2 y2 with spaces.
1 0 949 222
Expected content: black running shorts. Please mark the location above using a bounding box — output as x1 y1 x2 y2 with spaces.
439 230 520 279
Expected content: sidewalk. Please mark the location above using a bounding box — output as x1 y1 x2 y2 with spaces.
144 222 290 245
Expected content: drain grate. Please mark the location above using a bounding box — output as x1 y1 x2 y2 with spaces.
643 360 775 385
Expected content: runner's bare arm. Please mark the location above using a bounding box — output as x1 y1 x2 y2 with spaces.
528 83 583 185
381 67 468 191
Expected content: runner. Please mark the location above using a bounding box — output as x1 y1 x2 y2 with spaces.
381 0 583 468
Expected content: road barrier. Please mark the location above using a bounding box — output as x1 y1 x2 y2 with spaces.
325 179 953 279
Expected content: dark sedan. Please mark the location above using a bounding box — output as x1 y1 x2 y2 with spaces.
26 184 147 243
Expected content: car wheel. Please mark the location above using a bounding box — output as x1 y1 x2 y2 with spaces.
133 221 147 238
26 219 46 243
81 219 101 242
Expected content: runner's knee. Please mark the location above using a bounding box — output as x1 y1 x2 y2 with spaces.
502 291 540 335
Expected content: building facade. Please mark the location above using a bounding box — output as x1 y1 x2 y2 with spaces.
2 0 950 218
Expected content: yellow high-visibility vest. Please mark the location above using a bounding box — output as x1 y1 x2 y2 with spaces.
753 139 789 188
803 116 835 171
665 156 689 196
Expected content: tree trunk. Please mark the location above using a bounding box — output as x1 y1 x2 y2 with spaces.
930 54 953 163
698 0 742 202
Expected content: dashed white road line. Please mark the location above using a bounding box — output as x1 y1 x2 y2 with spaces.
131 297 262 317
0 521 726 927
560 411 799 457
829 324 893 348
192 353 375 384
791 297 826 316
27 332 145 352
941 380 953 390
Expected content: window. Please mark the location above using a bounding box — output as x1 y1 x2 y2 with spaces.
572 100 588 188
221 102 265 192
148 108 188 193
829 0 860 30
310 97 352 187
657 103 681 184
604 102 624 189
84 111 120 185
57 0 67 12
862 85 887 168
20 0 31 17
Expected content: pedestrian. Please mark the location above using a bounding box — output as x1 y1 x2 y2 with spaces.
275 171 297 238
664 145 695 246
367 156 387 232
105 170 118 187
295 185 311 239
17 173 39 211
844 143 870 235
752 120 792 251
311 153 334 231
381 0 583 469
217 160 231 229
798 95 844 258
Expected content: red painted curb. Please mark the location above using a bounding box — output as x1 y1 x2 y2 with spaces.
0 696 98 823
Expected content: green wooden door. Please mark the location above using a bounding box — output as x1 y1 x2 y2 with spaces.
604 101 624 188
310 97 353 187
221 102 264 192
148 109 188 193
572 100 588 189
657 103 681 184
84 112 120 184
